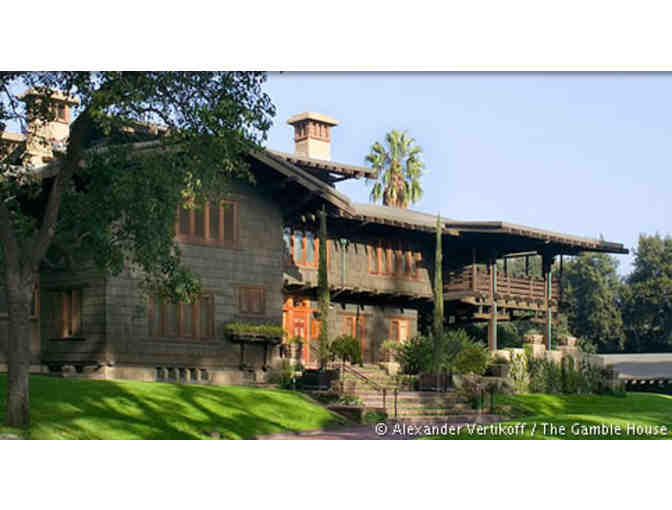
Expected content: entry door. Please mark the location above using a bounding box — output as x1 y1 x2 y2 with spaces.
293 311 309 363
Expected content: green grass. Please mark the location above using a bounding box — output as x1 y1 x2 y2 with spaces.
427 393 672 440
0 375 345 439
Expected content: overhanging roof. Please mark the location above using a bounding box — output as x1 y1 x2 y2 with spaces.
267 150 375 182
340 202 628 254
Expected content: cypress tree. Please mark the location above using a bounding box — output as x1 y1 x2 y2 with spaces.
318 205 330 368
432 214 444 371
433 214 444 335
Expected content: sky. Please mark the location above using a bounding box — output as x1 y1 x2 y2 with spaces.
261 72 672 275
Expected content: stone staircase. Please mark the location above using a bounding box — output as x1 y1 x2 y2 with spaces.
341 364 484 423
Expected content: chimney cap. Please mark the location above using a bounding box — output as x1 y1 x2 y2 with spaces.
287 112 339 126
19 88 80 106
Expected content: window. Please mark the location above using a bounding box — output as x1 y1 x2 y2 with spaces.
239 287 265 315
368 241 421 278
343 315 366 339
284 228 323 268
148 294 215 339
176 200 237 246
49 289 82 338
389 318 409 343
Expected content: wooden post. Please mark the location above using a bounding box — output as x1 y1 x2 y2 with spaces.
543 254 554 351
471 248 477 291
560 255 564 302
488 255 498 351
525 255 529 276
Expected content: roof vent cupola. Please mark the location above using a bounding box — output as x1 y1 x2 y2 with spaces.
287 112 339 161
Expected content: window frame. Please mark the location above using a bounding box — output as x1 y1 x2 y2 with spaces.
238 286 266 316
175 199 238 248
389 318 410 343
284 228 327 269
368 241 420 279
50 288 82 339
148 292 216 340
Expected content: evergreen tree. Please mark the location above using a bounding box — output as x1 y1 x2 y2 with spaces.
432 214 444 371
317 205 331 367
562 252 625 352
621 234 672 352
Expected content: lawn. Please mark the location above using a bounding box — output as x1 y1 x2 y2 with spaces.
427 393 672 440
0 375 344 439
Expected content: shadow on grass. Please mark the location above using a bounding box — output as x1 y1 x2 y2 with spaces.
0 375 345 440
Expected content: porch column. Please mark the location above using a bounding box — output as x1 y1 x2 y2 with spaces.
488 255 498 351
543 254 554 351
471 248 477 292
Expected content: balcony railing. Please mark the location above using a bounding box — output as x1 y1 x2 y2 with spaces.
444 265 560 303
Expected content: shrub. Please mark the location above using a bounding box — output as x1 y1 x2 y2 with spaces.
329 335 362 366
454 342 489 375
224 322 284 338
396 335 434 375
509 351 530 393
268 360 300 389
380 339 400 362
362 410 387 424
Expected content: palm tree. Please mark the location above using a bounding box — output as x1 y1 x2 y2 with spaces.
365 130 425 208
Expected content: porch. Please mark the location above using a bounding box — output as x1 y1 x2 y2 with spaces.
443 264 561 312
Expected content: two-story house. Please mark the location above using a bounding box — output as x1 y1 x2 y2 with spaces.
0 99 628 385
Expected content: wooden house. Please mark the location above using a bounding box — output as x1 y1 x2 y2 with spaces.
0 107 628 384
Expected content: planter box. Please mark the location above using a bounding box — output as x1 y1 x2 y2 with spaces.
299 369 340 390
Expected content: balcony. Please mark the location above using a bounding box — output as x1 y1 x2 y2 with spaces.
444 265 560 308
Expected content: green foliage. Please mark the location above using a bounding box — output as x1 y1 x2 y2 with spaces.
621 234 672 353
365 130 425 208
453 342 489 376
396 335 433 375
223 322 284 338
317 205 330 367
362 410 388 424
329 335 362 366
511 350 624 397
509 351 530 393
335 394 363 406
397 329 485 375
267 360 301 389
562 252 625 352
380 339 400 361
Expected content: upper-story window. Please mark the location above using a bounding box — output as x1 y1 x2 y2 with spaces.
368 241 421 279
176 200 237 247
284 228 319 268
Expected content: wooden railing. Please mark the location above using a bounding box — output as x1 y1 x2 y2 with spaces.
444 265 560 302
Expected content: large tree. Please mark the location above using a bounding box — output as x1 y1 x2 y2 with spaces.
0 72 275 427
561 252 625 352
365 130 424 208
621 234 672 353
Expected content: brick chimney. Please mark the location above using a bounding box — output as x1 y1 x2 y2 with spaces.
20 89 80 165
287 112 339 161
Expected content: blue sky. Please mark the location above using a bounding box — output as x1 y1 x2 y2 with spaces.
262 72 672 275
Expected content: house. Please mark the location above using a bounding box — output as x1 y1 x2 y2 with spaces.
0 96 629 385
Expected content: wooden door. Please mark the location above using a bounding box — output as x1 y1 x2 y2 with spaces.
293 311 309 363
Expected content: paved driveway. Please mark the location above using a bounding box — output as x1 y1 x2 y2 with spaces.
600 354 672 378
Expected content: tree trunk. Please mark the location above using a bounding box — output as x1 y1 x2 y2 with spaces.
5 277 34 429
